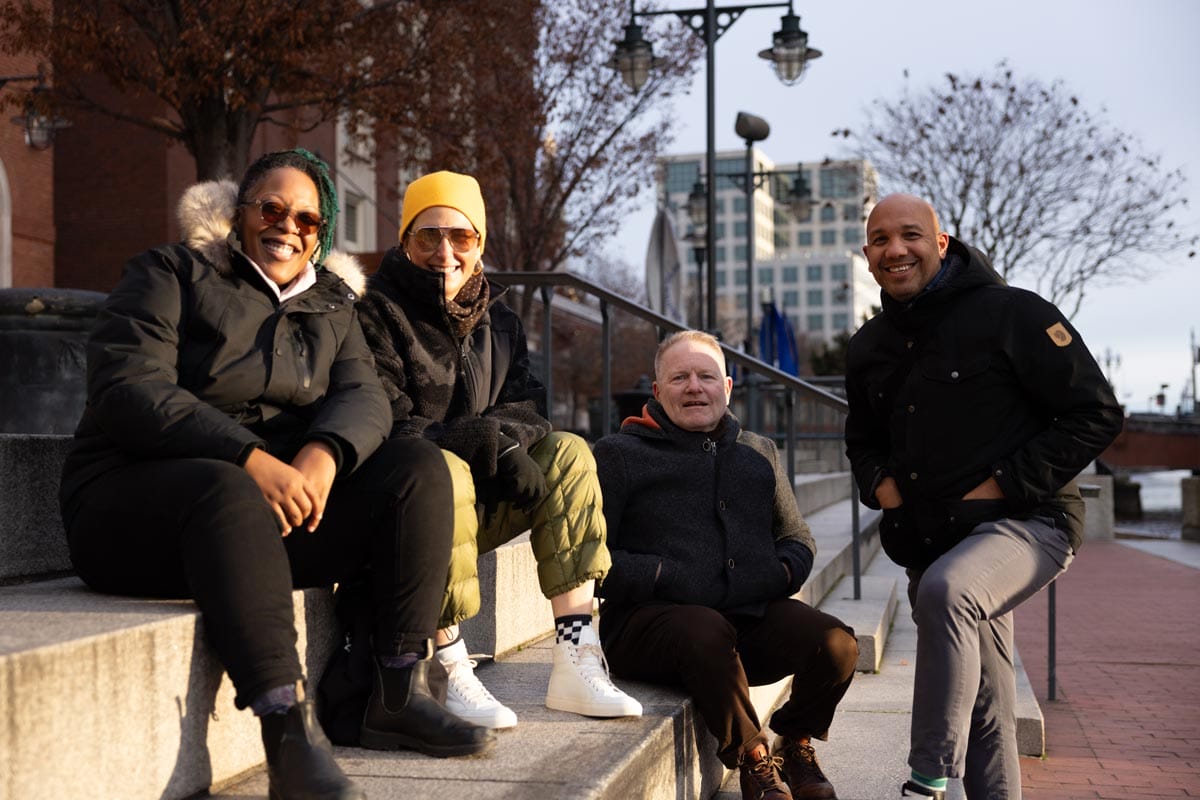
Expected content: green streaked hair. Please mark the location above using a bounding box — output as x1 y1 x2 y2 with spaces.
237 148 340 265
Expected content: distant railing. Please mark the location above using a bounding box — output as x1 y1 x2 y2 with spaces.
496 271 870 599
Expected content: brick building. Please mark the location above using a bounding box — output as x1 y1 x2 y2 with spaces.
0 45 56 288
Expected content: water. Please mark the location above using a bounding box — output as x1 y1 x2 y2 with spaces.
1116 469 1188 539
1130 469 1188 512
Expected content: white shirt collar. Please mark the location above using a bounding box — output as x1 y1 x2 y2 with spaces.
246 258 318 303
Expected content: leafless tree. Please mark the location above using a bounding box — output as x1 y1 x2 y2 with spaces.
846 63 1196 317
0 0 505 180
464 0 699 283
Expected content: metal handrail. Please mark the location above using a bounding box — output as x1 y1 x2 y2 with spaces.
495 270 866 599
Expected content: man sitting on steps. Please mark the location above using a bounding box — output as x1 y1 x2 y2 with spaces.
594 330 859 800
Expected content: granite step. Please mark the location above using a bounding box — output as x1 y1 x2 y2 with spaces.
213 501 881 800
0 430 878 800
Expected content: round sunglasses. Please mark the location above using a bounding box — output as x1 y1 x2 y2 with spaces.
242 199 324 235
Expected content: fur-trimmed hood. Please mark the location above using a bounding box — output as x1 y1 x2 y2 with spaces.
176 179 367 297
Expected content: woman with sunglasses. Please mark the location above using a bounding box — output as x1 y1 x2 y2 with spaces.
358 171 642 733
59 150 493 800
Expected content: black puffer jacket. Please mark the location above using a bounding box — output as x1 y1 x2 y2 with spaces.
594 401 816 645
60 180 389 510
357 248 549 479
844 237 1123 568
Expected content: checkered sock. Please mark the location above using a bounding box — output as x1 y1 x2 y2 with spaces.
554 614 592 645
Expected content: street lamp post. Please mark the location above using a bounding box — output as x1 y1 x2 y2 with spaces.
609 0 821 334
735 111 769 356
0 65 70 150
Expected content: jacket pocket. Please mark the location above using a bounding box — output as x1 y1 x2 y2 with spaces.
918 354 991 385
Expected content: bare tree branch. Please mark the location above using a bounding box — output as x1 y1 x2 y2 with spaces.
848 62 1196 316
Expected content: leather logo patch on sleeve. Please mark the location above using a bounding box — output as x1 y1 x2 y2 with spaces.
1045 321 1072 347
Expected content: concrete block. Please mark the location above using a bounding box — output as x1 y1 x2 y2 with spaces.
1080 475 1115 542
0 579 334 800
0 434 73 580
1014 645 1044 757
814 575 899 672
1183 476 1200 542
793 471 851 517
799 499 881 606
459 533 555 659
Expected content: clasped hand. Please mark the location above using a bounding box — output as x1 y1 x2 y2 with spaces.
243 441 337 535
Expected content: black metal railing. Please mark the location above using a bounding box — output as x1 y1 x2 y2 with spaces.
496 271 870 599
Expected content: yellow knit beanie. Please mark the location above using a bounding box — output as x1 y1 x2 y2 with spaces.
399 171 487 254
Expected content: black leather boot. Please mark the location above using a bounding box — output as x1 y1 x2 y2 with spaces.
359 650 496 757
260 687 365 800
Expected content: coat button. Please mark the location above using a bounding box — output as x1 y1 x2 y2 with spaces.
906 340 914 349
727 558 735 569
950 370 960 379
275 348 283 356
907 404 915 413
346 291 356 300
719 500 728 510
909 472 919 480
923 538 932 545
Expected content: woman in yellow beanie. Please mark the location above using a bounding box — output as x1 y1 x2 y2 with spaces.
358 170 642 729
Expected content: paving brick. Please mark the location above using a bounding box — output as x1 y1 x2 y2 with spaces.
1015 541 1200 799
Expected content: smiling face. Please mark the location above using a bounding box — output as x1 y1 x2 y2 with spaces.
404 206 482 302
862 194 950 302
653 338 733 433
237 166 321 288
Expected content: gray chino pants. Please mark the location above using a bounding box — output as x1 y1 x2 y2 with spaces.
906 515 1073 799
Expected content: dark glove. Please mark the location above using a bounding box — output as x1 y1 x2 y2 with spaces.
494 448 548 511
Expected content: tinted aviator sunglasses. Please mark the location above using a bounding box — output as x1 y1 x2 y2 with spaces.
408 226 479 253
242 199 324 235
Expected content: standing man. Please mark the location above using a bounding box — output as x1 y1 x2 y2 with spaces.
595 330 858 800
845 194 1123 799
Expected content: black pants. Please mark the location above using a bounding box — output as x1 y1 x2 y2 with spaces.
63 437 454 708
602 599 858 767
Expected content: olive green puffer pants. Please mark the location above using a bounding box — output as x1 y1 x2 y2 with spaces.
438 431 611 628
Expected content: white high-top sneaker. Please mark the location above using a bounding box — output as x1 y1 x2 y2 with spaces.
545 624 643 717
434 639 518 729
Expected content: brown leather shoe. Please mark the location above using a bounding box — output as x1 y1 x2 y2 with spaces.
774 736 837 799
738 743 793 800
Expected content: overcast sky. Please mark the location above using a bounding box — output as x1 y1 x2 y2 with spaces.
608 0 1199 413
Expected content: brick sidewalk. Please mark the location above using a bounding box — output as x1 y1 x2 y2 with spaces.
1014 541 1200 799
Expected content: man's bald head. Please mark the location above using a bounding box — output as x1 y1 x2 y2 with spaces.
862 193 950 302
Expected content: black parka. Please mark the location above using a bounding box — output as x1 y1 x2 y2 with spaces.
60 180 390 510
356 249 550 480
593 401 816 645
844 237 1123 567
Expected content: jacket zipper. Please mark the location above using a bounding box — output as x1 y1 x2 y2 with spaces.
295 328 311 389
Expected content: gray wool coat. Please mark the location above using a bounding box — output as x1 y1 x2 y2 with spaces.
593 400 816 645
